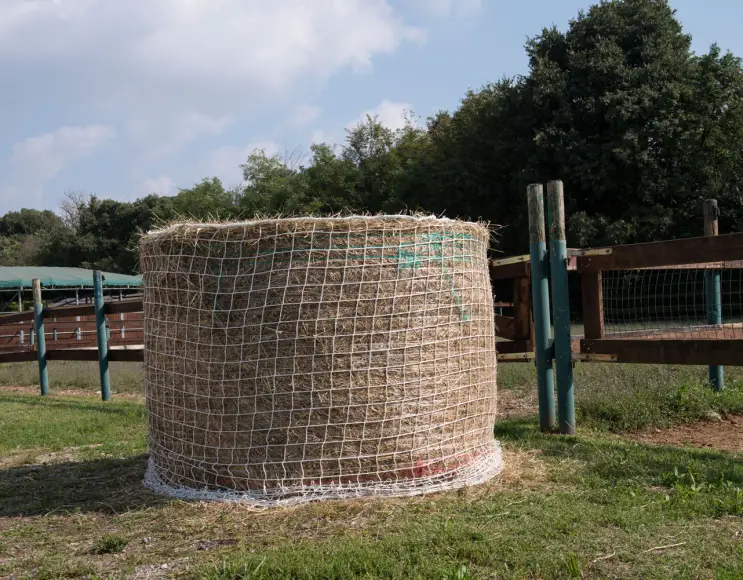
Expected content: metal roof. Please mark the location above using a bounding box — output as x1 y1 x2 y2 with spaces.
0 267 142 289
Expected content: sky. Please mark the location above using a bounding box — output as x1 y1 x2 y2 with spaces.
1 0 741 213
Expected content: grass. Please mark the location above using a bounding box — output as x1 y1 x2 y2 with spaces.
2 363 743 578
91 535 129 555
0 361 143 395
500 361 743 432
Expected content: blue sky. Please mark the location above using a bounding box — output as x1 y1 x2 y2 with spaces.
1 0 740 213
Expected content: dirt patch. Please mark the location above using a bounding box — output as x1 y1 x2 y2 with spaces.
0 385 144 401
627 414 743 453
497 388 537 419
0 444 104 469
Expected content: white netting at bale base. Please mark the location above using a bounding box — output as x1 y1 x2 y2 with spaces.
139 215 502 507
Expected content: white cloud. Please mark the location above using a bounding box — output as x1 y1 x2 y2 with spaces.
4 124 116 204
11 125 116 181
206 141 280 188
0 1 424 115
309 129 333 146
126 111 233 160
290 105 321 128
348 100 413 131
0 2 444 208
141 175 176 197
408 0 482 18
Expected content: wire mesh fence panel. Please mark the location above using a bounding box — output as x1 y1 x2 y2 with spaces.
139 216 502 507
601 262 743 340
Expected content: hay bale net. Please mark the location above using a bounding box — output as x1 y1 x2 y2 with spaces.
140 215 501 506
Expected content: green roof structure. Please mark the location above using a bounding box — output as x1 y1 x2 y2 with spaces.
0 267 142 289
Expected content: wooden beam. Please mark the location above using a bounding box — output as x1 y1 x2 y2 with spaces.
46 348 144 362
495 340 532 354
494 314 516 340
106 299 143 315
490 260 531 280
512 276 532 341
580 339 743 366
581 272 604 339
109 349 144 362
605 325 743 340
46 349 99 361
0 311 35 325
43 304 95 319
0 350 37 364
576 232 743 272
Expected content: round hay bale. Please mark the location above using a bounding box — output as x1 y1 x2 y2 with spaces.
140 215 501 506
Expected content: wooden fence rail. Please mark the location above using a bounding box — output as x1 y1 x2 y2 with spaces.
577 217 743 368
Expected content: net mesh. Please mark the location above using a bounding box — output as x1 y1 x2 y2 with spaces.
139 216 501 507
602 262 743 340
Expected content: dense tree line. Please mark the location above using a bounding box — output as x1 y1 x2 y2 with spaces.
2 0 742 274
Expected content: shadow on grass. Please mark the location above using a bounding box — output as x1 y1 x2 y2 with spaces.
0 454 165 517
496 417 743 488
0 394 143 417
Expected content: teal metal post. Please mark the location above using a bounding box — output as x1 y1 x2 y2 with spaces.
94 271 111 401
527 184 556 431
547 181 575 434
703 200 724 391
32 279 49 396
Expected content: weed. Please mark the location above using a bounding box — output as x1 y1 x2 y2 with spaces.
565 553 582 578
444 564 473 580
91 534 128 555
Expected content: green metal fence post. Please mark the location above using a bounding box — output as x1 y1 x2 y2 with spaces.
547 181 575 434
94 271 111 401
527 183 556 432
32 279 49 396
703 200 724 391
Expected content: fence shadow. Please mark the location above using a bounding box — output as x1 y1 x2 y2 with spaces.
496 417 743 487
0 394 143 417
0 454 167 517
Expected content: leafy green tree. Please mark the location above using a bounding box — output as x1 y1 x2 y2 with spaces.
0 209 64 237
398 0 743 251
171 178 240 220
238 149 308 215
37 195 176 273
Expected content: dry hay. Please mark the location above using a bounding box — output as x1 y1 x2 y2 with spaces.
139 215 501 506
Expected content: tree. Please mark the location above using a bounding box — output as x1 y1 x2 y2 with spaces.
37 195 176 273
397 0 743 251
0 209 64 237
7 0 743 273
171 178 240 220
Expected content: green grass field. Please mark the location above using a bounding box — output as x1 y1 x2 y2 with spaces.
1 362 743 579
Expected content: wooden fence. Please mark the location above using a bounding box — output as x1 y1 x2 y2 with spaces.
577 232 743 366
0 298 145 366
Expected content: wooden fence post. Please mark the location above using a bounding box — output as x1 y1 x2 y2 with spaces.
547 181 575 434
581 272 604 339
527 183 556 431
94 271 111 401
512 276 532 343
32 279 49 396
703 199 724 391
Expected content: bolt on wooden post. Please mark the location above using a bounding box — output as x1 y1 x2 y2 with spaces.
547 181 575 434
32 279 49 396
703 199 724 391
527 184 556 431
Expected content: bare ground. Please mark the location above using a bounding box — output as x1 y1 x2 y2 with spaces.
627 414 743 453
